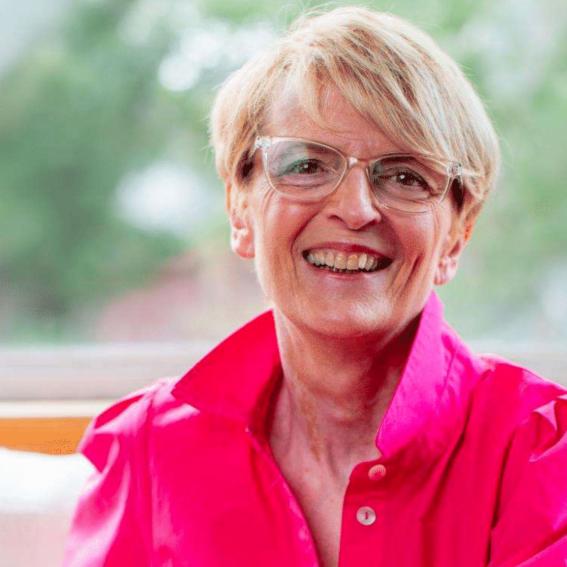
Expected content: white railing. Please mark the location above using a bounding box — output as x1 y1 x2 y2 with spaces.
0 341 565 402
0 342 212 401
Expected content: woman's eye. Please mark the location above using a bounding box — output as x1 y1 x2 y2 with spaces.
369 161 440 201
392 170 428 188
282 159 326 175
374 167 432 192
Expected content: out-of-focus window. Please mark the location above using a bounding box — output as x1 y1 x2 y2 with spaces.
0 0 565 367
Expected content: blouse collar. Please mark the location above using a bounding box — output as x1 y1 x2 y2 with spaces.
172 291 483 466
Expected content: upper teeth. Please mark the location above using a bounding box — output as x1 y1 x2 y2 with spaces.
305 249 384 271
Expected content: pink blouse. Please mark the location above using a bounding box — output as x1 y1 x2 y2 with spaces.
63 292 567 566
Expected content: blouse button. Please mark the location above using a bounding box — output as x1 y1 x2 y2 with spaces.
356 506 376 526
368 463 387 480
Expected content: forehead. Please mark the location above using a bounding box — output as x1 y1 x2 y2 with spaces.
263 86 403 158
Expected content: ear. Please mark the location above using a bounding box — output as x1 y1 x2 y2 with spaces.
434 219 474 286
226 182 254 259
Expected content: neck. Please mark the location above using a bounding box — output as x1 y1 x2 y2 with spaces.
269 310 419 478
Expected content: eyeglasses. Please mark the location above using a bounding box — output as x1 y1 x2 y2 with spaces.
253 136 463 214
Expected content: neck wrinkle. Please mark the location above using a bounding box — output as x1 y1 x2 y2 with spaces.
269 309 419 475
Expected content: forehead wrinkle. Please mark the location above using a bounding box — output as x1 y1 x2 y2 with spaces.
265 86 403 159
267 112 403 159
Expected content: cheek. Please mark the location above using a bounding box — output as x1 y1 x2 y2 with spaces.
249 190 308 296
254 192 311 257
394 211 449 279
396 215 437 258
429 213 447 258
250 186 280 257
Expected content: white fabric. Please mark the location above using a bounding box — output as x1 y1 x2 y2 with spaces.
0 448 92 567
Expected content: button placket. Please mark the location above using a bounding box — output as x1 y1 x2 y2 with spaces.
339 461 387 565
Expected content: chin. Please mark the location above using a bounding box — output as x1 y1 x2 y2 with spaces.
286 300 395 340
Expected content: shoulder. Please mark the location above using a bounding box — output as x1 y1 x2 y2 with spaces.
79 377 196 471
441 319 565 434
479 359 567 564
446 344 567 482
468 352 566 426
480 355 567 466
471 355 567 512
447 350 567 562
65 379 194 565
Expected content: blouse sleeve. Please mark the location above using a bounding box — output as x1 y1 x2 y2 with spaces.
62 385 157 567
488 393 567 566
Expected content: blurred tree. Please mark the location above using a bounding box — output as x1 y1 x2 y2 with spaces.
0 0 193 340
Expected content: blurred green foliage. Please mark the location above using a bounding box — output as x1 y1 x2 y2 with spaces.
0 0 566 341
0 0 191 339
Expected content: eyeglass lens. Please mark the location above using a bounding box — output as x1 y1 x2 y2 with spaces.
265 140 448 212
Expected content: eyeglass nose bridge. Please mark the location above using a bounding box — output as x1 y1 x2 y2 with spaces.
340 155 377 193
345 155 371 170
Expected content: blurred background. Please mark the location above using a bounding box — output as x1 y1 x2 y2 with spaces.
0 0 566 346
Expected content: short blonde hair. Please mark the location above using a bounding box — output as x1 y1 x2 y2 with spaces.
210 6 500 223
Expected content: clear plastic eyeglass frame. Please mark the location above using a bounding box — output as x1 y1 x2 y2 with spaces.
253 136 464 214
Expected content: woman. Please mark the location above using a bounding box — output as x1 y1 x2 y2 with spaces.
64 7 567 566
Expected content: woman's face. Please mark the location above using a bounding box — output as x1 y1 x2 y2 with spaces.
228 88 469 340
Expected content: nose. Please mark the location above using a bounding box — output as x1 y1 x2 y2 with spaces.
324 166 382 230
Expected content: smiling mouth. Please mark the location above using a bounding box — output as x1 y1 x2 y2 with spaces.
303 248 393 274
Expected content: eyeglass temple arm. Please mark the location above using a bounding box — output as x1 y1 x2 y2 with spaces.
254 137 271 151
